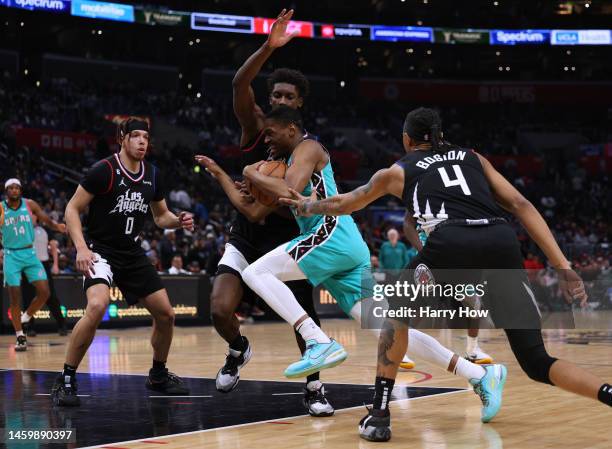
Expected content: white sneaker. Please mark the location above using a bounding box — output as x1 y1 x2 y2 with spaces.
466 346 493 365
399 354 415 370
303 383 334 417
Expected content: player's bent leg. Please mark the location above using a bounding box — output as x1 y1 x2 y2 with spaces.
211 270 252 393
52 282 111 407
506 329 611 407
7 286 27 351
359 318 407 442
291 280 334 416
242 245 347 378
140 288 189 395
25 279 50 317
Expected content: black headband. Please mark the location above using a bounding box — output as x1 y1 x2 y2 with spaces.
125 120 149 134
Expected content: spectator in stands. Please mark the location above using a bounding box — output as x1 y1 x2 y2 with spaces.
379 228 409 272
168 255 189 275
169 184 192 211
159 230 178 270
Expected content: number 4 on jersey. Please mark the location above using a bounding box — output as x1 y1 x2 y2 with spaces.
438 165 471 195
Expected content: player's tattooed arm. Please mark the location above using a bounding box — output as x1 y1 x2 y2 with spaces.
280 164 405 217
27 199 66 233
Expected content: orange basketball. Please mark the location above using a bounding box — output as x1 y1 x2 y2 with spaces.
246 160 288 207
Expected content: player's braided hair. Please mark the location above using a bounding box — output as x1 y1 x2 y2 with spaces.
116 116 151 145
403 107 458 153
267 68 310 99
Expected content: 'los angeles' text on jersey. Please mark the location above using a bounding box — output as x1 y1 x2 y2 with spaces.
81 153 164 252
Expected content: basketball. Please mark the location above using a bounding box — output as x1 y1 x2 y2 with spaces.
246 160 287 207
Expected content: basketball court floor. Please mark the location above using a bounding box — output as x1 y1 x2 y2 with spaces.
1 318 611 448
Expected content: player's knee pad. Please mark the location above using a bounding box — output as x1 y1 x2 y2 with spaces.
505 329 556 385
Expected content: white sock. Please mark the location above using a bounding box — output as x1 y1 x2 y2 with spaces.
21 312 31 323
296 318 331 344
16 330 24 337
466 336 478 354
406 329 454 368
307 380 323 392
454 356 486 381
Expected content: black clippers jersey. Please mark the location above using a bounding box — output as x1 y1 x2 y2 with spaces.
81 153 164 251
397 148 504 234
230 130 301 253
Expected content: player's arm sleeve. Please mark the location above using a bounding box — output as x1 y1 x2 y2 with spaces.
153 166 165 201
81 160 112 195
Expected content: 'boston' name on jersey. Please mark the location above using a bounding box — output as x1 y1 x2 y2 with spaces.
415 150 467 170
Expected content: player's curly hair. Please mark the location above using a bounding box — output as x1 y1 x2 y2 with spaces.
403 107 458 153
267 68 310 99
265 105 304 131
116 116 151 145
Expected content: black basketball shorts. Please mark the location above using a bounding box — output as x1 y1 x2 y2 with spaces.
83 241 164 305
386 223 542 329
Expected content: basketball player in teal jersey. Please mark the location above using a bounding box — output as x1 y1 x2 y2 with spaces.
1 178 66 351
241 107 500 390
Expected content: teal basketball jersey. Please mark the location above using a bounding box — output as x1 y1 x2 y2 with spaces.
287 142 338 234
2 199 35 249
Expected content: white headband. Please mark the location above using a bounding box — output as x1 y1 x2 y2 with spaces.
4 178 21 189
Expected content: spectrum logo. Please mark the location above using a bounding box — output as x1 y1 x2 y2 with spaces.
491 29 550 45
11 0 69 11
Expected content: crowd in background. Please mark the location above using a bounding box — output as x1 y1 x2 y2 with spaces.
1 75 610 313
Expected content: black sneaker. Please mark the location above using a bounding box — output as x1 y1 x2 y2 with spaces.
51 374 81 407
303 384 334 417
15 336 27 352
359 407 391 442
145 369 190 395
215 340 252 393
23 319 36 337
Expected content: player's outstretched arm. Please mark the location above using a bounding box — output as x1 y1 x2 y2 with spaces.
27 199 66 233
150 200 194 231
279 164 404 217
195 155 275 223
233 8 298 144
476 152 587 305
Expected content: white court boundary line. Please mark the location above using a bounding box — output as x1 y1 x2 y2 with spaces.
0 367 458 388
77 389 469 449
1 367 468 449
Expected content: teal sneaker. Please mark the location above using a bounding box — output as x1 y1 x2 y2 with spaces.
284 339 348 379
470 364 507 423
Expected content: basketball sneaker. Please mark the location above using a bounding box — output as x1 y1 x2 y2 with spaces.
51 374 80 407
358 407 391 442
466 346 493 365
284 339 347 379
399 354 415 370
469 364 507 423
215 340 253 393
15 335 27 352
303 382 334 417
145 369 190 395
